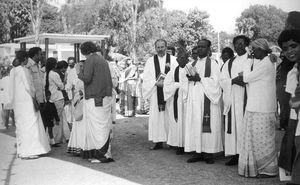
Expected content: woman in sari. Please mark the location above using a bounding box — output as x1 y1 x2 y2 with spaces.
10 51 50 159
67 60 85 156
238 38 278 177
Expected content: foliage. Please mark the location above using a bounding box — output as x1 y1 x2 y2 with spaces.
0 0 32 43
136 7 215 61
235 5 287 43
0 2 11 43
40 4 63 33
0 0 64 44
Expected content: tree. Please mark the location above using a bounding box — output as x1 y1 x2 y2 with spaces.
0 2 11 43
235 17 256 38
30 0 45 45
236 5 287 42
5 0 31 43
185 8 212 45
40 4 63 33
59 0 111 34
91 0 160 57
0 0 62 44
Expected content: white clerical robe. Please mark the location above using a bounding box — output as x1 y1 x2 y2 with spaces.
164 66 188 147
219 53 248 155
142 54 177 142
184 57 223 153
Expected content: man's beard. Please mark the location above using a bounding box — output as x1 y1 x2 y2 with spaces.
158 51 165 56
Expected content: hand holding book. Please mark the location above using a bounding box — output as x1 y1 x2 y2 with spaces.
155 73 166 87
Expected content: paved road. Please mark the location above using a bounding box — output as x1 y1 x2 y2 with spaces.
0 115 285 185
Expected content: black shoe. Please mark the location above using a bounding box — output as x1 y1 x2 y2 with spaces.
112 121 116 124
256 174 276 178
205 157 215 164
187 154 204 163
277 127 286 131
51 143 61 147
225 155 239 166
99 158 111 163
107 158 115 162
150 142 163 150
176 147 184 155
204 154 215 164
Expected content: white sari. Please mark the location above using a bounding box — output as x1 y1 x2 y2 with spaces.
10 66 50 157
82 96 112 159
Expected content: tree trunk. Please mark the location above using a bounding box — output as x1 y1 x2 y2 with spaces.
131 0 138 64
30 0 43 46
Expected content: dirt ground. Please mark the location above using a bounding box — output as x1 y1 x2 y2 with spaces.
35 115 286 185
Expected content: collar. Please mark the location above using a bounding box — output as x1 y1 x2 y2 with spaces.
236 53 248 59
157 53 167 59
27 58 37 66
199 56 207 61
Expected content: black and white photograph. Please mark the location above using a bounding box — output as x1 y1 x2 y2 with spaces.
0 0 300 184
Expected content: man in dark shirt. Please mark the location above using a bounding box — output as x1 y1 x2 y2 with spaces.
276 54 295 130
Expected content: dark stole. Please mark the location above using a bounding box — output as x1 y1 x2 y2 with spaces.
154 54 171 112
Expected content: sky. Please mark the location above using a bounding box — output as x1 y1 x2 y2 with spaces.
163 0 300 33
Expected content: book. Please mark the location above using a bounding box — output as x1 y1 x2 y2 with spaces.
156 73 166 82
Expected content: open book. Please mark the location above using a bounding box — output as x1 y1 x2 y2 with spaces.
156 73 166 82
184 63 197 76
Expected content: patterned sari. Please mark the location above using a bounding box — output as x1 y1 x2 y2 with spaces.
239 111 278 177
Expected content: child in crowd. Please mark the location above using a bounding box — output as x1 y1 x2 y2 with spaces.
42 90 60 147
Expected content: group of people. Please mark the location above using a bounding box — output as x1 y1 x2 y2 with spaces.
116 58 149 117
2 41 118 163
0 65 15 129
142 12 300 185
1 10 300 184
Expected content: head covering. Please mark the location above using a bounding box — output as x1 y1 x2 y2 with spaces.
251 38 272 53
286 11 300 29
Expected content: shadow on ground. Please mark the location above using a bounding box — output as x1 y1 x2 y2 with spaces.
0 115 285 185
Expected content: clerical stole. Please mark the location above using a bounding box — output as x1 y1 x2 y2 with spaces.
154 54 171 111
226 56 236 134
202 58 212 133
173 66 180 122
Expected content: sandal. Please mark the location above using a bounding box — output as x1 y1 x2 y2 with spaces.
21 155 39 160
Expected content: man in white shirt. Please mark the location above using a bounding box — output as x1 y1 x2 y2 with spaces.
142 39 177 150
219 35 250 166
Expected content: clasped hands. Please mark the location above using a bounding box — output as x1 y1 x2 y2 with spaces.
232 72 245 87
186 73 201 82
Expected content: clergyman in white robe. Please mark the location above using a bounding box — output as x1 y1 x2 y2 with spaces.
219 53 248 156
184 57 223 154
164 65 188 149
142 54 177 144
